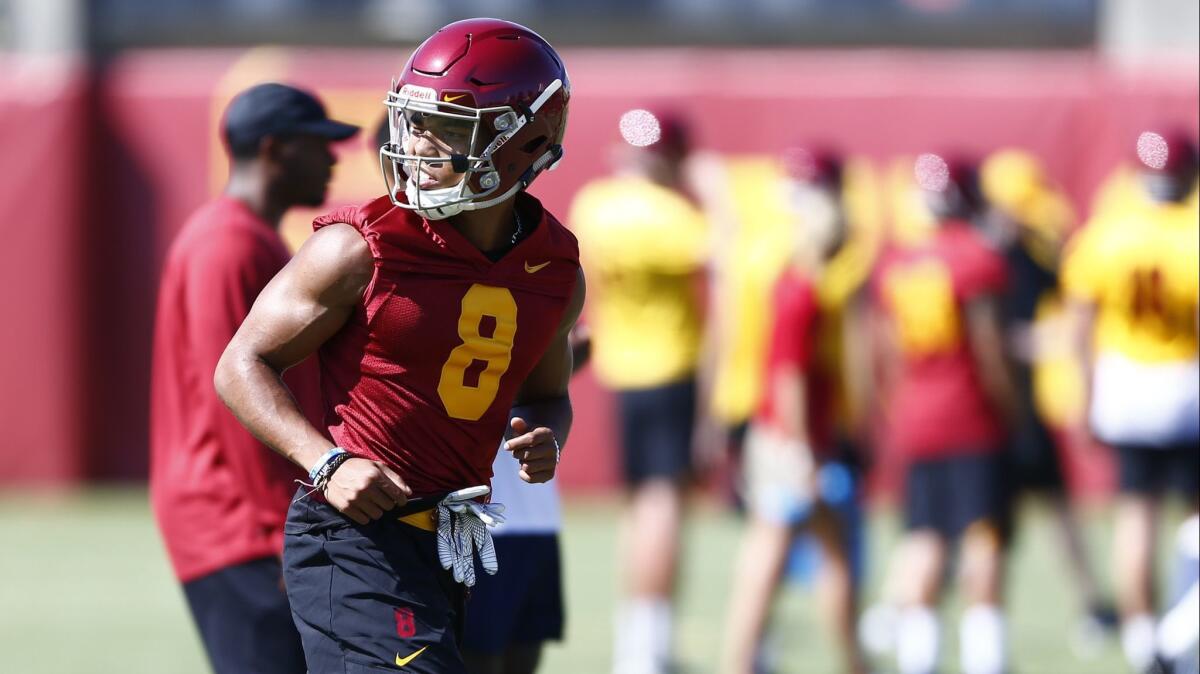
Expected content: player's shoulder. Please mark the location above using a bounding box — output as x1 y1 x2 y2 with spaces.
312 194 423 262
936 221 992 255
939 223 1001 266
170 197 283 266
568 177 630 233
571 175 683 218
313 195 397 235
1066 214 1137 266
522 193 579 264
932 222 1006 289
537 207 580 261
573 175 631 202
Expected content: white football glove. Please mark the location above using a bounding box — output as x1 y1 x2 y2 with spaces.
435 486 506 587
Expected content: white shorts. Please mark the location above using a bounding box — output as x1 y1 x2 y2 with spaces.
1091 354 1200 448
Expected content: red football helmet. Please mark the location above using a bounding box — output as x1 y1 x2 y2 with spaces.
380 18 571 219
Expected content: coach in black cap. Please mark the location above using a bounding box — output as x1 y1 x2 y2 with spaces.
150 82 357 674
221 82 360 215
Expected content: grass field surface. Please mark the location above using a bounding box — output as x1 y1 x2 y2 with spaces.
0 489 1170 673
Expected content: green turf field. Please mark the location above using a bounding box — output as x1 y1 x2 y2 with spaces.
0 489 1162 673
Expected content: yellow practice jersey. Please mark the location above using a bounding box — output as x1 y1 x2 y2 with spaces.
572 175 709 390
708 158 796 423
1090 164 1200 222
1063 193 1200 363
813 234 876 434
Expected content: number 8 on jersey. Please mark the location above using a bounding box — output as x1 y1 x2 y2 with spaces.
438 284 518 420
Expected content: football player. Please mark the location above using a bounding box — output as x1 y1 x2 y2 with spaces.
1063 130 1199 674
571 109 710 674
870 154 1017 674
150 83 357 674
215 19 583 673
977 149 1118 641
721 148 871 674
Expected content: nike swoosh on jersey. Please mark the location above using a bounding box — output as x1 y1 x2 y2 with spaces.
395 646 428 667
524 260 551 273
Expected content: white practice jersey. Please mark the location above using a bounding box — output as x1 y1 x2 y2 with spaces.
489 446 562 536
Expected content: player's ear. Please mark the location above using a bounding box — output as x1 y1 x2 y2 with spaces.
258 135 284 162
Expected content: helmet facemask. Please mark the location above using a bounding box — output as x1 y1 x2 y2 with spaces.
379 80 565 220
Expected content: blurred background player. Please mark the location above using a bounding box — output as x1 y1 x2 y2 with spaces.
697 151 795 504
462 324 592 674
869 154 1017 674
720 148 871 674
1062 130 1200 674
149 82 358 674
572 108 710 674
977 149 1118 639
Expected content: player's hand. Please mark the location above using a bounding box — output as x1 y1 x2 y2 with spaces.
323 458 411 525
690 414 725 477
504 417 559 484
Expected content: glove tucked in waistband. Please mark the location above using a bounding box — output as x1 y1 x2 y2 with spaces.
435 487 506 587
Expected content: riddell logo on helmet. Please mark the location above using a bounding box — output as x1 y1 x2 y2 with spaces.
399 84 436 101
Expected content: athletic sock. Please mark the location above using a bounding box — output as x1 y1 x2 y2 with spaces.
960 604 1007 674
1171 515 1200 597
859 602 899 656
645 597 672 669
897 605 940 674
613 597 672 674
1158 583 1199 659
1121 613 1157 671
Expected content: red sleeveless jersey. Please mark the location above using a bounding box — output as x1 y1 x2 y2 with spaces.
312 193 580 496
754 266 835 454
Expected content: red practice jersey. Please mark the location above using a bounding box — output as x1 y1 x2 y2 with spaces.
873 222 1008 459
151 197 323 583
755 266 835 454
313 193 580 497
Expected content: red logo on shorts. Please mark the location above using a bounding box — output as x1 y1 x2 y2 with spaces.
395 607 416 638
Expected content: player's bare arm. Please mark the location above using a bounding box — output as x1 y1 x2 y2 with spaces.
841 291 873 444
769 364 813 448
1065 297 1099 442
504 268 586 484
965 295 1019 426
215 223 411 523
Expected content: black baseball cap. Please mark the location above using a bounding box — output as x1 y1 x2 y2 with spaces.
223 82 360 156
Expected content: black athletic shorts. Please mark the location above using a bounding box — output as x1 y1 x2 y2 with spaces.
283 492 467 673
617 378 696 485
905 452 1012 541
182 557 306 674
1114 443 1200 497
462 534 564 654
1009 365 1066 493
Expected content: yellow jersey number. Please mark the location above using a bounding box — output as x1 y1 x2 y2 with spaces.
883 259 961 357
437 284 518 421
1128 267 1193 341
